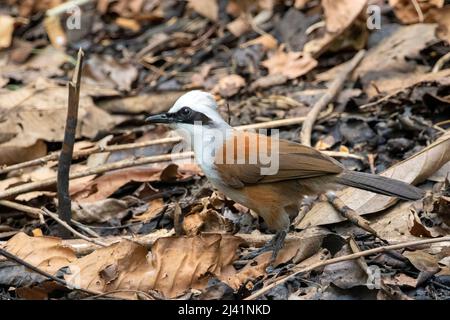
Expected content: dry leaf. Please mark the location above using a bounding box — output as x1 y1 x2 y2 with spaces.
426 6 450 44
131 198 165 222
304 0 367 57
354 24 438 96
297 131 450 228
242 34 278 51
226 228 331 289
84 54 138 92
227 16 251 37
3 232 77 274
71 198 132 223
71 164 198 202
389 0 444 24
183 197 235 235
65 234 242 298
213 74 246 97
43 15 66 48
188 0 218 22
0 15 15 49
262 46 317 79
0 81 120 157
97 91 184 114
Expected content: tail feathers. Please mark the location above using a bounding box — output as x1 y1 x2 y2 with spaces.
335 171 425 201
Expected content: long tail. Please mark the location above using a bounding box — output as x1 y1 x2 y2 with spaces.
335 170 425 201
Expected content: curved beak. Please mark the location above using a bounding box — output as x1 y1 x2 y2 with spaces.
145 113 172 124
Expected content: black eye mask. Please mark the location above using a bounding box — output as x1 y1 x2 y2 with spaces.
170 107 213 125
145 107 213 126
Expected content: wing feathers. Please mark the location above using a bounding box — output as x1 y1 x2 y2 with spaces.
215 131 343 188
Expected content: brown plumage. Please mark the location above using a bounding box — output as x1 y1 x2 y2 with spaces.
214 131 424 231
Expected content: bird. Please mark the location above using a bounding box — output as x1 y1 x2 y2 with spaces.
146 90 425 261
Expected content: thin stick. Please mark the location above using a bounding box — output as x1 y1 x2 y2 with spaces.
300 50 366 146
0 137 181 175
42 208 108 247
432 51 450 73
0 247 99 296
0 199 42 219
245 236 450 300
325 191 382 239
0 152 193 200
58 49 83 223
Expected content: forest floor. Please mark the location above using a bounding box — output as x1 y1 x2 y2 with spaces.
0 0 450 300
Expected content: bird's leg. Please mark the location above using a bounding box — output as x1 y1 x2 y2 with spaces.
269 229 287 263
241 229 288 263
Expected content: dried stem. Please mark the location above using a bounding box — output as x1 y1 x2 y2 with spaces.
57 49 83 223
0 152 192 200
300 50 365 146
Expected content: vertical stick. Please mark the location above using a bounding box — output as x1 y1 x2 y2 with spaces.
300 50 365 146
57 49 84 223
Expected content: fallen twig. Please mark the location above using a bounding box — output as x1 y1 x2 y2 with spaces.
245 235 450 300
0 152 193 200
325 191 383 240
432 51 450 73
300 50 366 146
42 208 108 247
58 48 83 223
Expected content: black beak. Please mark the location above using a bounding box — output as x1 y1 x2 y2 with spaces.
145 113 172 124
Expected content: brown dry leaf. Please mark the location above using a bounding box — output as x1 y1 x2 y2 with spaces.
389 0 444 24
71 198 132 223
43 15 66 48
321 244 367 289
426 6 450 44
0 138 47 166
0 15 15 49
188 0 218 22
213 74 246 98
262 46 317 79
131 198 165 222
294 0 312 9
384 273 418 288
227 16 251 37
0 80 119 143
297 131 450 229
8 0 63 17
0 47 69 84
303 0 367 57
84 54 138 92
226 228 331 289
369 202 430 242
354 24 438 96
403 250 441 274
97 91 184 114
242 34 278 51
183 197 235 235
115 17 141 32
70 164 198 202
65 234 242 298
3 232 76 274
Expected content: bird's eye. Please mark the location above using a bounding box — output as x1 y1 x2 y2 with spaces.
180 107 191 116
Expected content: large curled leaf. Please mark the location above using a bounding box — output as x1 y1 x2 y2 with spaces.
65 234 242 298
297 132 450 228
2 232 77 274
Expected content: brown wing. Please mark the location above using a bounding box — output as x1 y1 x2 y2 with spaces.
215 131 344 188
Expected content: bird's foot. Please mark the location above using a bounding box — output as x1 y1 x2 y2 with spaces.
240 230 287 273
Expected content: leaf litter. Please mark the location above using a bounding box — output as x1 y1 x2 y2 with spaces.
0 0 449 300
